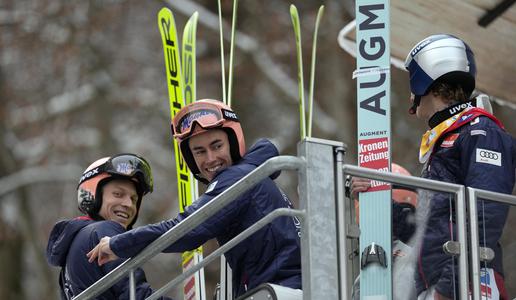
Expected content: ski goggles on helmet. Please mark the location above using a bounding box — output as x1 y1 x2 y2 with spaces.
172 102 239 140
78 153 153 194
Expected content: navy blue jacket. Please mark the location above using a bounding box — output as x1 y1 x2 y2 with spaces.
46 217 172 299
109 139 302 296
416 114 515 297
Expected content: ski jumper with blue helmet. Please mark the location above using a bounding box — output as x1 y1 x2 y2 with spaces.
405 34 476 114
405 34 514 299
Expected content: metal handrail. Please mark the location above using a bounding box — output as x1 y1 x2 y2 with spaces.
467 187 516 300
147 208 305 300
342 164 469 300
73 155 305 300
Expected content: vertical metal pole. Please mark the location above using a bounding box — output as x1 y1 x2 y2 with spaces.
219 256 232 300
455 187 469 300
129 269 136 300
298 137 342 300
467 188 481 300
335 146 350 300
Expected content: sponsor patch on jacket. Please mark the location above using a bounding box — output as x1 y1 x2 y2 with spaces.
441 133 459 148
471 129 486 136
476 148 501 166
470 117 480 125
206 180 218 193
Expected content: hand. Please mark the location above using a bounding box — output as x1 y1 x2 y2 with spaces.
87 236 118 266
350 177 372 200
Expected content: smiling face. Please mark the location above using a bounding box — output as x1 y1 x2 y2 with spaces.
188 129 233 182
98 179 139 229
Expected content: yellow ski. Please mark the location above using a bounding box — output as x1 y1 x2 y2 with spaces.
158 7 204 300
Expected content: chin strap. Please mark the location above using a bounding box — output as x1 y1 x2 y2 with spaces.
408 95 421 114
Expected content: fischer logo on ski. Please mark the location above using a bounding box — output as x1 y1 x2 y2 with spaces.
158 7 205 300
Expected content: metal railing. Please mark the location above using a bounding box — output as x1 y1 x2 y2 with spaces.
342 164 516 300
467 187 516 300
342 164 469 300
73 155 305 300
70 137 514 300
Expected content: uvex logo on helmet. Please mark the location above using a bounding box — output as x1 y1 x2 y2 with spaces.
222 109 238 121
411 38 432 56
79 167 100 184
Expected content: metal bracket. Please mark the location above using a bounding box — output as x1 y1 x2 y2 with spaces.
479 246 495 262
361 242 387 269
443 241 495 262
346 224 360 238
443 241 461 256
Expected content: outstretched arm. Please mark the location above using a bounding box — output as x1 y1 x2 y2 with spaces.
87 236 119 266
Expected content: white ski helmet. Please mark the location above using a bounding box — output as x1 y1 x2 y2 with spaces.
77 153 153 228
404 34 476 114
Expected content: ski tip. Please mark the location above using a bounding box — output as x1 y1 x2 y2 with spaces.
158 6 171 16
318 5 325 16
189 11 199 25
290 4 298 16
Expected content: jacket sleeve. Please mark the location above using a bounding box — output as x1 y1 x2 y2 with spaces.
436 118 514 296
461 120 512 242
92 223 173 300
110 167 251 258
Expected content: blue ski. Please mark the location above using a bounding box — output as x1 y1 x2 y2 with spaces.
355 1 392 299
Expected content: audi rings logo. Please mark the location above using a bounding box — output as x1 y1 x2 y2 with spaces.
479 150 499 160
476 148 501 166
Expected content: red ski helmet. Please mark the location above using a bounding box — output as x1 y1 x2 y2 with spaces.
352 163 418 223
391 163 418 207
77 153 153 228
172 99 246 181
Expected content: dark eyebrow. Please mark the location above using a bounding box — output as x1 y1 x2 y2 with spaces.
191 139 222 151
210 139 223 146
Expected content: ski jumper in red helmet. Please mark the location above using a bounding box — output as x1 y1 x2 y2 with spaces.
172 99 245 182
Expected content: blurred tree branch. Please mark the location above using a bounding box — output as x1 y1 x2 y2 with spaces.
0 165 82 197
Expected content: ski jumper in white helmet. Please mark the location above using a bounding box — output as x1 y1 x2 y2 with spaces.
405 34 514 299
404 34 476 114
